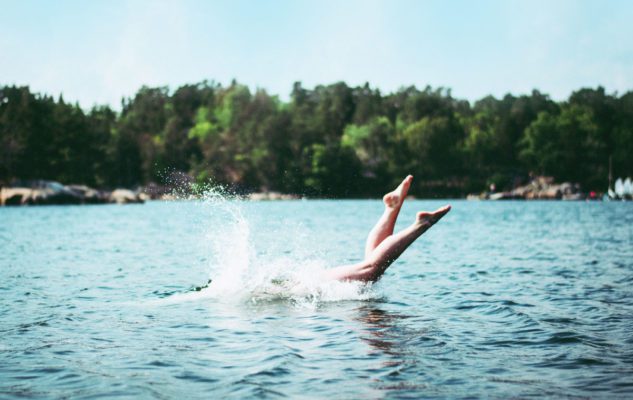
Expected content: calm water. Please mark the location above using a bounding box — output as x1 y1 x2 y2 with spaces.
1 199 633 399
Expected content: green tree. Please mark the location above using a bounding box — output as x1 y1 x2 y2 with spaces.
520 105 603 186
302 143 362 196
403 116 464 178
342 116 395 190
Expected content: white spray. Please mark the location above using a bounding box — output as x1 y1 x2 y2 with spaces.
161 185 375 307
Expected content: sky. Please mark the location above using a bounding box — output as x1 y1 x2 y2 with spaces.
1 0 632 109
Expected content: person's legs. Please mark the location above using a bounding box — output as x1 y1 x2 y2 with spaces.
364 175 413 259
324 205 451 282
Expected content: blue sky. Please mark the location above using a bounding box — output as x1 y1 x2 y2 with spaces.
1 0 631 109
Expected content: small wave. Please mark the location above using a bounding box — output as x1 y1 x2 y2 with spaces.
541 331 584 345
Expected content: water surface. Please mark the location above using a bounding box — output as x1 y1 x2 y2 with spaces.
1 199 632 398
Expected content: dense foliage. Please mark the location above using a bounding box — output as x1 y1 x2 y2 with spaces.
1 82 631 197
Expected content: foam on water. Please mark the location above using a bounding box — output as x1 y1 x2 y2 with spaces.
161 185 374 307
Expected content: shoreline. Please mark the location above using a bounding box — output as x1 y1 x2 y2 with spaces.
2 176 626 206
1 189 615 207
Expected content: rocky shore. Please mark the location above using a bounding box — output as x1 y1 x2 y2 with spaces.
1 181 147 206
0 180 306 206
467 176 591 201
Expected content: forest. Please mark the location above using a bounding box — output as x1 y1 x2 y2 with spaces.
1 81 631 197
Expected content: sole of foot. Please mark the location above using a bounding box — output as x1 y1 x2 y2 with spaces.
383 175 413 209
416 205 451 227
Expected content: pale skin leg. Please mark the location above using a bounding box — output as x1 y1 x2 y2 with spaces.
364 175 413 258
324 176 451 283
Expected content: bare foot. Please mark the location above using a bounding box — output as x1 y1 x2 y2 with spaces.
416 205 451 228
383 175 413 209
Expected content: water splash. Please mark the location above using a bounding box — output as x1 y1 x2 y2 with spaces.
161 184 375 307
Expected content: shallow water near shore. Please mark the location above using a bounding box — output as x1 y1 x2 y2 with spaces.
2 199 633 398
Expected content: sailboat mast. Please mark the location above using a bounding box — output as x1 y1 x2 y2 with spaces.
608 155 613 190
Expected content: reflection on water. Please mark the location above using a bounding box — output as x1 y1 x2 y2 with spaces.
356 305 411 357
1 199 633 398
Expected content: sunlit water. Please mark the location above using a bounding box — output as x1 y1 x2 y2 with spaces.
1 198 633 399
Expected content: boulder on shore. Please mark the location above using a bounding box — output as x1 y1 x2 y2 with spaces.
247 192 300 201
1 188 32 205
67 185 109 204
109 189 144 204
1 181 84 205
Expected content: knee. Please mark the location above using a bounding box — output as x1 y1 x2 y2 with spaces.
355 260 381 282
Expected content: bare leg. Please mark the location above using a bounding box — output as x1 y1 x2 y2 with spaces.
364 175 413 259
324 205 451 282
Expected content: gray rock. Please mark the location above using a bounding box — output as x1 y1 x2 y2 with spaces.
109 189 144 204
67 185 109 204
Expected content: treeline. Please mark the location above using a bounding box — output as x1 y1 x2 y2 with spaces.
1 82 632 197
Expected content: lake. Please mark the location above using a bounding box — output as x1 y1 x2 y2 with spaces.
1 198 632 398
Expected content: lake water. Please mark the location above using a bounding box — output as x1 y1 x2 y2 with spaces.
1 198 633 399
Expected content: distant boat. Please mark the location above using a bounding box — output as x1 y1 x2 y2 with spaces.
615 178 624 198
624 178 633 196
608 187 616 199
609 177 632 200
